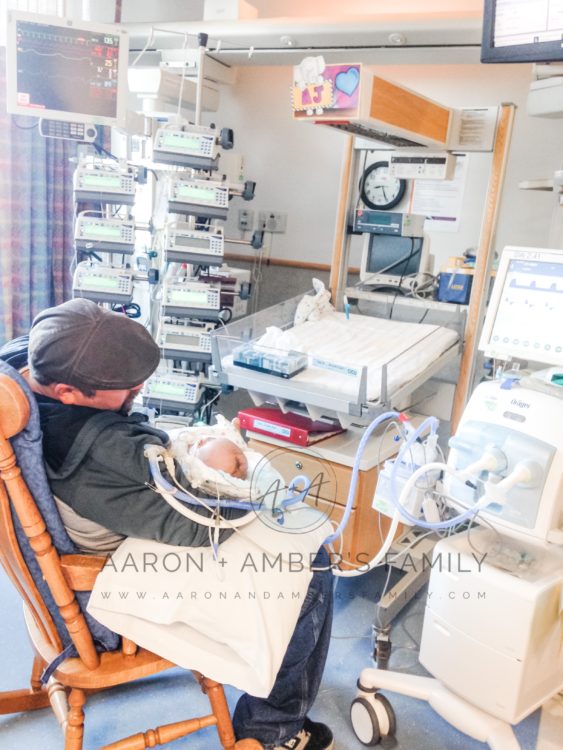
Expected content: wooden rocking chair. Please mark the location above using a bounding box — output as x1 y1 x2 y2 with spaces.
0 371 262 750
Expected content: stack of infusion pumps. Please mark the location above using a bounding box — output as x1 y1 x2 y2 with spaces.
144 122 256 417
72 159 138 306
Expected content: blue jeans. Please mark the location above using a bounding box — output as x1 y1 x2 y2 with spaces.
232 547 334 748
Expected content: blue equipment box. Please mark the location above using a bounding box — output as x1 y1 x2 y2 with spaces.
437 270 473 304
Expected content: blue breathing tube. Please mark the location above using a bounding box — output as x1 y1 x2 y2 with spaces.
324 411 399 544
146 412 401 540
146 449 312 517
328 413 490 533
147 408 401 540
148 410 488 539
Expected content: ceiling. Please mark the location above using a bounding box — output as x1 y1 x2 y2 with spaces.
126 14 484 67
70 0 485 66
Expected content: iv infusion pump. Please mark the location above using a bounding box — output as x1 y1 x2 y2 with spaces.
73 163 136 205
164 225 224 265
75 214 136 254
168 177 229 220
143 371 205 411
157 319 214 362
72 262 134 304
162 280 222 320
153 126 220 171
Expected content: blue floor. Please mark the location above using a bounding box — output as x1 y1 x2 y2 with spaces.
0 564 540 749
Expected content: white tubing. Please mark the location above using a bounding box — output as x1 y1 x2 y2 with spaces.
396 462 494 526
332 511 401 577
154 482 259 529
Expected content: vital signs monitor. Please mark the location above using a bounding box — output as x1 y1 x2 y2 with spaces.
479 246 563 365
6 11 128 129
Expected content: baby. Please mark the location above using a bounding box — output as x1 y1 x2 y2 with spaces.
194 437 248 480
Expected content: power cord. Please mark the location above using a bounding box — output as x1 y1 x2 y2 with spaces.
111 302 142 318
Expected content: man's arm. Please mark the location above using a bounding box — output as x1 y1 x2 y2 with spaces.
49 427 248 547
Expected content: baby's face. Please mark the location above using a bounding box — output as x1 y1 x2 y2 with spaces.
196 437 248 479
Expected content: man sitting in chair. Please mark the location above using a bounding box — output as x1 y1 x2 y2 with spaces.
0 298 334 750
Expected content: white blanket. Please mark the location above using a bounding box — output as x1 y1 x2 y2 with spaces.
88 508 332 697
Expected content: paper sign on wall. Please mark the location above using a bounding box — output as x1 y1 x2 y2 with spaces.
411 155 469 233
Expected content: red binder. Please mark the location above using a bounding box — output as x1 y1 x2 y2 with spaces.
238 407 345 447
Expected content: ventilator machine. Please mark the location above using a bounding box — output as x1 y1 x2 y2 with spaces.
349 246 563 750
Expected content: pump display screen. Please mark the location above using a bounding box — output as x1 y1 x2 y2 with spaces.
161 133 202 150
175 235 211 249
169 290 209 305
83 222 122 238
165 334 200 346
82 173 122 188
82 275 121 289
151 382 186 397
176 184 215 203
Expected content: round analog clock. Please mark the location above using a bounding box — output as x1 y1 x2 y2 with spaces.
359 160 407 210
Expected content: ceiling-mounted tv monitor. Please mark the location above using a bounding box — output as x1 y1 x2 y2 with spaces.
482 0 563 63
6 11 128 128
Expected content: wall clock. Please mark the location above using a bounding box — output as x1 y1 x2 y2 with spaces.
359 160 407 210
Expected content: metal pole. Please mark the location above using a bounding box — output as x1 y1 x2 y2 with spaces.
329 136 358 311
195 33 208 126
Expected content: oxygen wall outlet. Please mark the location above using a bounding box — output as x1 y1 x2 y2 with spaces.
258 211 287 233
238 208 254 231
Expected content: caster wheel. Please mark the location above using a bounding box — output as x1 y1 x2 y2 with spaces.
351 693 396 746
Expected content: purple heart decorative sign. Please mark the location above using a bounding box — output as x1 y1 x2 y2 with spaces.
335 67 360 97
292 61 362 120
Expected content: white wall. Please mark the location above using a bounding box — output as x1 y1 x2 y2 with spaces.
205 66 348 265
208 62 563 273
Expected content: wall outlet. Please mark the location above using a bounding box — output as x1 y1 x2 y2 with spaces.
238 208 254 231
258 211 287 233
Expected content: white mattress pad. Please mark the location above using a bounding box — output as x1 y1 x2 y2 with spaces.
231 311 459 403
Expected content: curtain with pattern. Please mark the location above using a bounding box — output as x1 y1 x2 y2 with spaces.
0 46 77 343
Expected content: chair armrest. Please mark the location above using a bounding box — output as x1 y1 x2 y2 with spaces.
60 554 107 591
60 555 139 656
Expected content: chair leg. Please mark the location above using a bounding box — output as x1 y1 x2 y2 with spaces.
0 686 51 714
47 676 69 730
65 688 86 750
30 655 45 693
194 674 264 750
197 675 237 750
0 656 51 714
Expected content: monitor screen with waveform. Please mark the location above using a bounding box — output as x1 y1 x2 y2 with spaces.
6 12 128 128
479 247 563 366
